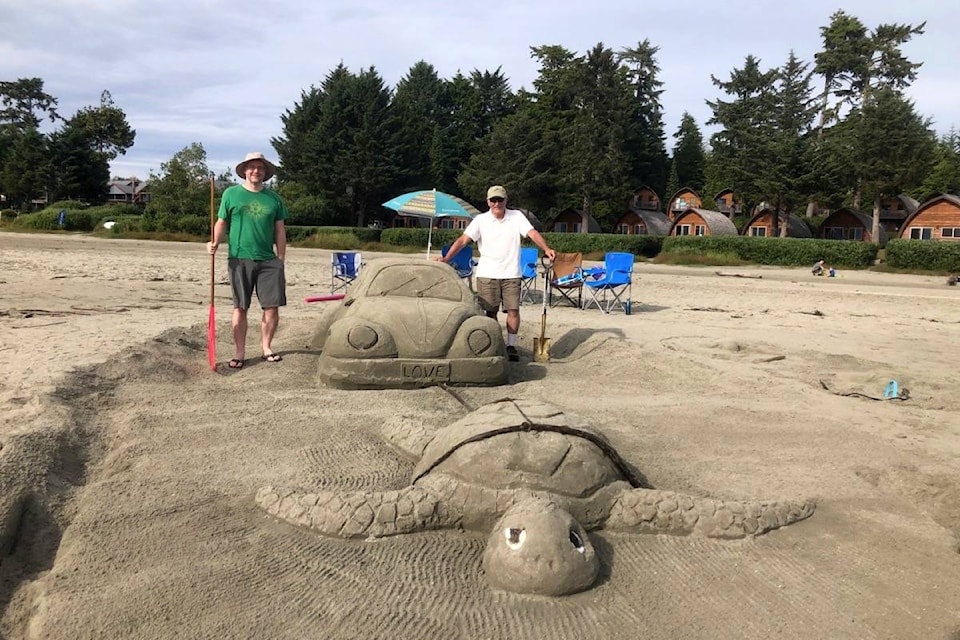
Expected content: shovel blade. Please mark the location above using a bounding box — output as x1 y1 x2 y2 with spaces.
533 337 551 362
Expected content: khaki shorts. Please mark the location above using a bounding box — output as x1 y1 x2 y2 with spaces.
228 257 287 309
476 277 521 314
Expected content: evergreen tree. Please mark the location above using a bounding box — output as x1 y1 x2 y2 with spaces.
559 43 634 227
48 124 109 202
0 78 60 131
272 84 324 186
854 88 935 241
919 129 960 200
706 55 779 210
670 112 705 194
0 127 50 209
759 52 818 223
664 159 679 207
65 90 135 163
273 64 400 226
392 61 448 192
618 40 668 197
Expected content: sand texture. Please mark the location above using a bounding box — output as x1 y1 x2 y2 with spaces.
1 232 959 639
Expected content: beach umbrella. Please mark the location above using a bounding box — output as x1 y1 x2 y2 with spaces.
382 189 481 258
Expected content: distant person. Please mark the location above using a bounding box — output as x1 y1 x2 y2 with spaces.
812 259 825 276
207 152 288 369
436 185 555 362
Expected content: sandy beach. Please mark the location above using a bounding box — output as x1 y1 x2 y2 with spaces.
1 231 958 639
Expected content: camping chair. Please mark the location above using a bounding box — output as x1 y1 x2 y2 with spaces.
331 251 362 293
583 252 634 314
441 245 476 288
549 252 584 309
519 246 540 304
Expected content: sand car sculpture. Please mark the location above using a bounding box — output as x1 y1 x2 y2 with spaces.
312 257 508 389
256 399 815 596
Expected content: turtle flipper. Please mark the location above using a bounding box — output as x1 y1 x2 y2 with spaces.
255 485 446 538
605 489 815 539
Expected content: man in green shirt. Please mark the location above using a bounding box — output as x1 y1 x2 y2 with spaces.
208 152 288 369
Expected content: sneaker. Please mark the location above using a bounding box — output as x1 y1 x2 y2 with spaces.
506 346 520 362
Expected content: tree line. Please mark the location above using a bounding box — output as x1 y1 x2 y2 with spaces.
0 79 135 208
4 10 959 237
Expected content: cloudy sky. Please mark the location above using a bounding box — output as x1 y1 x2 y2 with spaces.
5 0 957 180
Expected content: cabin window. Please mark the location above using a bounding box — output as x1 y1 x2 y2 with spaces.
676 224 691 236
634 224 642 234
942 227 960 238
695 225 705 236
909 227 933 240
555 222 568 232
750 227 766 237
616 224 627 234
823 226 844 240
847 228 863 240
573 223 582 232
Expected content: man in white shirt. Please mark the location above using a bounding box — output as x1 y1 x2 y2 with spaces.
438 185 555 362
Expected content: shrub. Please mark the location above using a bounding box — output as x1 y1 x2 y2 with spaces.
885 239 960 271
662 236 878 268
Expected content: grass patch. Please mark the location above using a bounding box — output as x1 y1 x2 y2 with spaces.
653 251 747 267
869 264 955 277
292 231 420 253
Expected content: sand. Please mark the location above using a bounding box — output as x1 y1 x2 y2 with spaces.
1 232 958 639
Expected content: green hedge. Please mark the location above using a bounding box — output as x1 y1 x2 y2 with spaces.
286 225 383 244
662 236 879 268
380 228 664 258
538 232 663 258
10 208 98 231
885 239 960 271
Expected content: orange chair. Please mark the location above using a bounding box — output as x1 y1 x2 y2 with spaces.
548 252 584 308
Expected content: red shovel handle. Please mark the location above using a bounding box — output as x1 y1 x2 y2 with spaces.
305 293 346 303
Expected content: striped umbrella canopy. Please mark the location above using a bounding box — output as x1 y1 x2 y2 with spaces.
382 189 482 257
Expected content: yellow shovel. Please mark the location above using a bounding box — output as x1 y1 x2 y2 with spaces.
533 257 552 362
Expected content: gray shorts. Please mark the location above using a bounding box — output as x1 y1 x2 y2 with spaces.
228 257 287 310
476 277 521 314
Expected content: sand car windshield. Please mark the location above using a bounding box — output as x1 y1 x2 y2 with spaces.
365 266 464 301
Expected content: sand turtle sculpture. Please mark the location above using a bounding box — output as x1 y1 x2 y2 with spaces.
256 399 815 596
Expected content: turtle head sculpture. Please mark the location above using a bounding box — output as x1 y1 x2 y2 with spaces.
256 399 815 596
483 497 599 596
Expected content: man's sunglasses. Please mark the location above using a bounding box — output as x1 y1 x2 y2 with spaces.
488 197 505 203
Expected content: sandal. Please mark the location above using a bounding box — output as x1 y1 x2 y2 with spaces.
228 358 245 369
262 353 282 363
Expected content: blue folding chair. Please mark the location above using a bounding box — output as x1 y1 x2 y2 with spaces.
331 251 362 293
519 246 539 304
583 252 634 313
441 245 476 288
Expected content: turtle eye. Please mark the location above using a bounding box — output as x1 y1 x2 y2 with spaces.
569 529 585 554
504 527 526 550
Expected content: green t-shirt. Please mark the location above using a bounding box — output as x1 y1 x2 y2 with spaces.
218 185 288 260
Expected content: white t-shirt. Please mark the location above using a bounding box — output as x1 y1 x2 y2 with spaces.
464 208 534 279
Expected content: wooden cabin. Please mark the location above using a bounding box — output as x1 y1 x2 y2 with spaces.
742 208 812 238
819 208 888 245
107 178 151 207
898 194 960 240
879 194 920 233
547 208 603 233
667 188 702 221
630 186 662 212
669 209 738 236
435 215 473 231
712 189 742 218
613 208 672 235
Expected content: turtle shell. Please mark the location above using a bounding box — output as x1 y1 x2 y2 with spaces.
412 399 642 498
